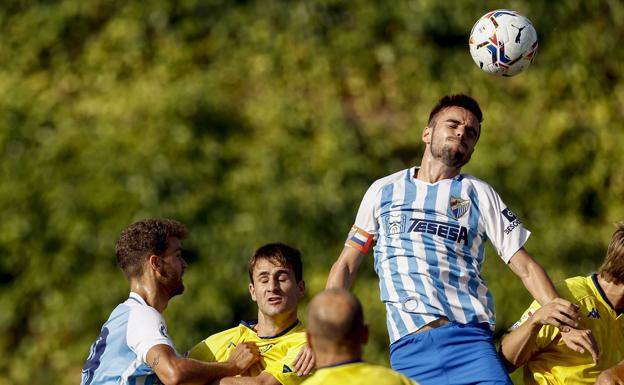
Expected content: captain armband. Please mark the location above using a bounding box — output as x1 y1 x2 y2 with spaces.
345 225 374 254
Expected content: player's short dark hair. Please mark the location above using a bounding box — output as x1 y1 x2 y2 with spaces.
115 218 188 279
428 94 483 127
248 243 303 283
598 222 624 284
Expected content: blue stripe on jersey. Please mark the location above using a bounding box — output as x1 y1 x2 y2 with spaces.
447 179 476 322
465 187 493 323
398 170 426 327
423 184 454 317
377 182 408 336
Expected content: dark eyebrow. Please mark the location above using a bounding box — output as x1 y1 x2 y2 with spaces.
446 118 478 132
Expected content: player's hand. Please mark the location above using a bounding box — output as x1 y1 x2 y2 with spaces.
292 345 315 376
227 342 260 373
532 298 581 330
595 367 624 385
561 328 599 364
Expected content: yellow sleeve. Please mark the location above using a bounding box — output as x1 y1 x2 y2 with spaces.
264 339 307 385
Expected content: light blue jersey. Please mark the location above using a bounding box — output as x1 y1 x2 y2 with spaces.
81 292 175 385
347 167 530 342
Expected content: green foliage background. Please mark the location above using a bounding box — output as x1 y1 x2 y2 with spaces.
1 1 623 384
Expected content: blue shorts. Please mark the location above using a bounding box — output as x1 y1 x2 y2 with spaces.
390 322 512 385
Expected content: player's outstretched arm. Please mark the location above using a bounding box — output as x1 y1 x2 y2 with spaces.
595 361 624 385
508 248 580 324
508 248 599 360
146 342 260 385
326 246 365 289
500 300 599 370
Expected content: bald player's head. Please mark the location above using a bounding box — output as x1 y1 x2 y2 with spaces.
306 289 368 359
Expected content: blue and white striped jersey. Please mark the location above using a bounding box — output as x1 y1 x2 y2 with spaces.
80 292 175 385
347 167 530 343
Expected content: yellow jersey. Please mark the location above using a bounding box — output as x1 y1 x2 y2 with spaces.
188 320 307 385
301 360 417 385
511 274 624 385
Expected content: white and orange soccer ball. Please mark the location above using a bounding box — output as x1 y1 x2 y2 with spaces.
469 9 538 77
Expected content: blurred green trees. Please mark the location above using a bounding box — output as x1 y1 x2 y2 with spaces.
0 1 623 384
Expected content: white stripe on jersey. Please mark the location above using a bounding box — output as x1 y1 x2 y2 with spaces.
353 167 530 342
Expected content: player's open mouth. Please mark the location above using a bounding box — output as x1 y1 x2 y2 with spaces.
267 297 283 304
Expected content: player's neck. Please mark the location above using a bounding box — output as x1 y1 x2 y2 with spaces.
130 280 169 313
255 310 298 337
416 156 461 183
597 274 624 310
316 351 361 369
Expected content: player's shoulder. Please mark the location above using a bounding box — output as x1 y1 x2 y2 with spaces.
205 323 249 344
559 275 597 302
458 173 497 194
362 168 412 197
371 168 411 188
123 295 163 323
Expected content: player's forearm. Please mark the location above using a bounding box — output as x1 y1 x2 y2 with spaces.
509 248 559 305
521 262 559 306
500 318 543 370
159 357 239 385
326 247 363 289
326 260 353 289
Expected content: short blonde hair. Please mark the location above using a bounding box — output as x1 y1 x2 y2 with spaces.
598 222 624 284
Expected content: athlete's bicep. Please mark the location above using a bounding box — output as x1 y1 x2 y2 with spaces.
146 344 183 384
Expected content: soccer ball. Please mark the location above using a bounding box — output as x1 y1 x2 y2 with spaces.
469 10 538 77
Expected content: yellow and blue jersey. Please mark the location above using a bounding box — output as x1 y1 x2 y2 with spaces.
301 360 416 385
188 320 307 385
511 274 624 385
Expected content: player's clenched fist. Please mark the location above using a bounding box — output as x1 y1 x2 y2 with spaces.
227 342 260 373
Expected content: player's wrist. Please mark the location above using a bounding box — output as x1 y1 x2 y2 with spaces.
224 361 243 376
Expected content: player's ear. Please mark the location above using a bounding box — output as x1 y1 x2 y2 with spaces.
249 282 257 302
422 125 432 144
297 280 305 298
148 254 161 274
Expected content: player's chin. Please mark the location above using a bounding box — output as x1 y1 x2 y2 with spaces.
172 282 185 296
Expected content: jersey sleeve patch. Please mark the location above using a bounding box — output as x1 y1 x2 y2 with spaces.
345 226 374 254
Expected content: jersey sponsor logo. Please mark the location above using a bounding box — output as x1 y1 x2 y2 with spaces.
159 323 169 338
449 196 470 219
407 219 469 244
502 208 518 222
227 341 236 348
384 212 407 235
587 308 600 319
259 344 274 354
502 208 522 235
